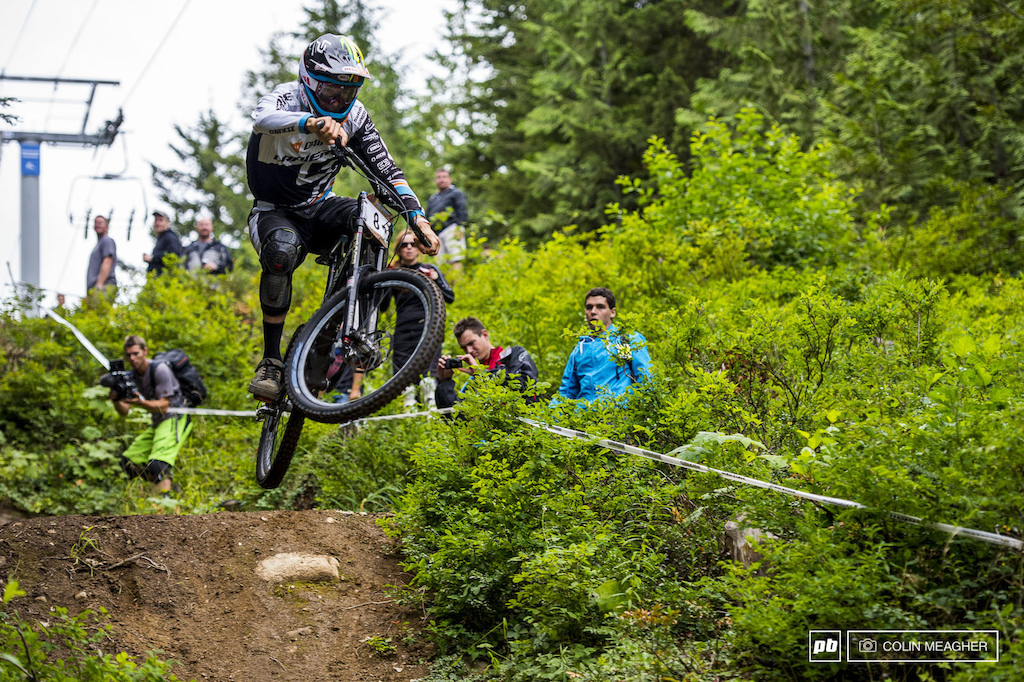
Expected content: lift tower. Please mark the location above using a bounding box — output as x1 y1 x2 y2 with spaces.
0 75 122 295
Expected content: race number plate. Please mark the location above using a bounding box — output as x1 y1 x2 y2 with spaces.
361 195 393 246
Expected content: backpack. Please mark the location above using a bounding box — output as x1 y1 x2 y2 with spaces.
152 348 208 407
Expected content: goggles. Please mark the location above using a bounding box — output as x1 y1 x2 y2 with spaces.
314 77 363 113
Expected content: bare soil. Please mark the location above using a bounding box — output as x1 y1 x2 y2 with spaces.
0 510 435 681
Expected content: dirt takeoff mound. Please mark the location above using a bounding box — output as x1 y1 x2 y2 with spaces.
0 510 434 681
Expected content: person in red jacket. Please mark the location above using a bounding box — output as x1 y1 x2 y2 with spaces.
436 317 539 408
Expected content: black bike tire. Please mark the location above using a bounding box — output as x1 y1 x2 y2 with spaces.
285 269 446 423
255 324 306 489
255 407 305 489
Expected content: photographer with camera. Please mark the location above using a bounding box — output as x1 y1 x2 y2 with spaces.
435 317 539 409
103 335 192 495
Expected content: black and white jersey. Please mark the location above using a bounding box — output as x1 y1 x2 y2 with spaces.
246 82 424 221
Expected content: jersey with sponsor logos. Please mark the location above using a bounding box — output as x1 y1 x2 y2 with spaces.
246 82 424 222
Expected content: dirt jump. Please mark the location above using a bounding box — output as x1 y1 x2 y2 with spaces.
0 510 434 681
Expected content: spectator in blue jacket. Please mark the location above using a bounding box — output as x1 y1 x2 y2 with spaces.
554 287 652 403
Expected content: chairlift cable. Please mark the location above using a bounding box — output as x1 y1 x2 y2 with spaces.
0 0 38 81
53 0 101 78
43 0 101 129
119 0 197 107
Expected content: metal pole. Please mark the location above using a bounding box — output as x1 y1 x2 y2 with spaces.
20 141 41 312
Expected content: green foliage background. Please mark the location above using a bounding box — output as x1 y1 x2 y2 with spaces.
5 109 1024 679
5 0 1024 677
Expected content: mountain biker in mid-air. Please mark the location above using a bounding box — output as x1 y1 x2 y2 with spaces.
246 34 441 400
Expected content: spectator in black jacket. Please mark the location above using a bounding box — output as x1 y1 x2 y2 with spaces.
425 168 469 267
337 229 455 408
183 216 234 275
143 210 183 276
436 316 539 409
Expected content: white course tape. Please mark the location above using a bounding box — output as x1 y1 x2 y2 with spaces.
168 407 257 417
518 418 1022 551
340 406 454 428
165 401 1021 551
42 307 112 370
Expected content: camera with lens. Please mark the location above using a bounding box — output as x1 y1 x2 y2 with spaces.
443 357 463 370
100 359 140 401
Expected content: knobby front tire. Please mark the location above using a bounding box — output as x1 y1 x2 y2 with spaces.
284 269 446 423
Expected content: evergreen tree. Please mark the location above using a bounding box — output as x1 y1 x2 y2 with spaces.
682 0 854 141
821 0 1024 218
149 110 250 243
684 0 1024 226
0 96 17 124
439 0 721 242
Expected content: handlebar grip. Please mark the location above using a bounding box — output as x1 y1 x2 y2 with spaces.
407 218 431 249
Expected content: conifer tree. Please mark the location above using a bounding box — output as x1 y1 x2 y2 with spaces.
439 0 721 241
149 110 249 243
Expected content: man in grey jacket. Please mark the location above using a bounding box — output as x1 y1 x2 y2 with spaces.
183 216 233 275
426 168 469 265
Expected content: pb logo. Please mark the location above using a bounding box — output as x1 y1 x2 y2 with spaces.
808 631 842 662
813 639 838 655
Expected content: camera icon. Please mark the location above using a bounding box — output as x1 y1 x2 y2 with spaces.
858 638 877 654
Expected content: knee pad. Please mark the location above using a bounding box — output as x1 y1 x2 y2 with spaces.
260 230 303 316
260 229 303 274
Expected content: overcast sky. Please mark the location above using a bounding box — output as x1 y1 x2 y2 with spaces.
0 0 453 303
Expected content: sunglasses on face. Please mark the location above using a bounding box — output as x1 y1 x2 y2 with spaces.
399 242 417 248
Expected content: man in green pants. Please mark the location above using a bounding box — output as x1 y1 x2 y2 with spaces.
110 335 192 494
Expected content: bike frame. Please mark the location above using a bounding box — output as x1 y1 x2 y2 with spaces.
259 141 427 412
319 142 416 377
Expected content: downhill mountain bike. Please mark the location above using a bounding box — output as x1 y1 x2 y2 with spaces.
255 143 446 489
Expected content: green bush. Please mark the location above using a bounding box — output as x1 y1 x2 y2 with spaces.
0 581 182 681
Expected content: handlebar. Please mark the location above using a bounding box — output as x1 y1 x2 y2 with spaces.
330 138 432 250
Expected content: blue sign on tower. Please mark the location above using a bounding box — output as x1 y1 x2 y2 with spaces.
21 143 41 176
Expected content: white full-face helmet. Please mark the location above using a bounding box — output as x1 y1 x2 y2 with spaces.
298 34 372 122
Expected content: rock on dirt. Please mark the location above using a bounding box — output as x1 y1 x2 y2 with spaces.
255 552 342 583
0 510 432 681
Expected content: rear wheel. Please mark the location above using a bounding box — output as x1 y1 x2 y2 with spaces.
285 269 445 423
254 401 305 489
